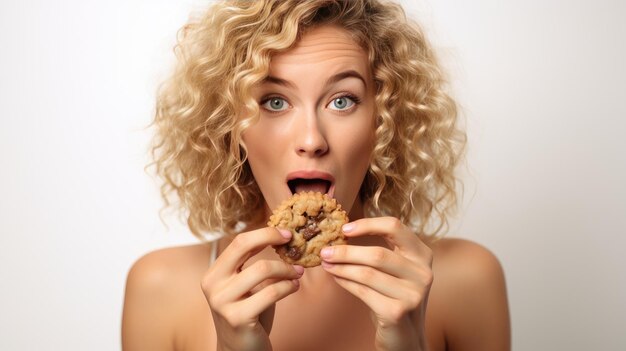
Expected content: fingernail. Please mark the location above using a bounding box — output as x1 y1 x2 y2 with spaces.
292 279 300 287
320 247 333 259
321 261 334 269
279 229 292 239
342 222 356 233
293 265 305 275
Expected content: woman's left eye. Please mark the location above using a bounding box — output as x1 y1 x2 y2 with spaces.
327 96 357 111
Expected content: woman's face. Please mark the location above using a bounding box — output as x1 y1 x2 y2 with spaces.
243 25 376 218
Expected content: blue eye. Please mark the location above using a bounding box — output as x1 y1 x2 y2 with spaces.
328 96 356 111
262 97 289 112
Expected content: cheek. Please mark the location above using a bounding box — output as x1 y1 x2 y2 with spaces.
243 122 281 164
349 135 374 173
241 128 272 177
337 120 375 174
330 122 374 212
241 122 289 200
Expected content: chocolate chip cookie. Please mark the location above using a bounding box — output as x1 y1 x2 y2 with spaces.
268 192 348 267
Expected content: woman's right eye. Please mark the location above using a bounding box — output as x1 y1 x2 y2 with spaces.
261 97 290 112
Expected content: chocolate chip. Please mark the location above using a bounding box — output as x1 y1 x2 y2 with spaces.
298 215 323 241
301 225 321 240
285 246 302 260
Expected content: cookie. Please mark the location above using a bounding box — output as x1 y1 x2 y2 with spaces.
268 191 348 267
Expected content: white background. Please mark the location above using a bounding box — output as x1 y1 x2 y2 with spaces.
1 0 624 350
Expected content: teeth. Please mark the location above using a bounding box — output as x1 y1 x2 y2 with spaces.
288 179 331 194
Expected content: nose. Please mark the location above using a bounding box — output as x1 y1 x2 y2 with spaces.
294 110 329 157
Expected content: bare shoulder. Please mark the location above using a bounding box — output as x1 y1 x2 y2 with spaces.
431 237 505 282
122 243 213 350
124 243 213 309
126 243 212 284
429 238 511 351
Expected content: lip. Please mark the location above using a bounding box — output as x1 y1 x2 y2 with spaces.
286 170 336 198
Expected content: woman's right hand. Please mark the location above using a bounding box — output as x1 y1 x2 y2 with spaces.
201 227 304 351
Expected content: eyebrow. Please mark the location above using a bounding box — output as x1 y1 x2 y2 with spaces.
325 70 368 88
263 75 296 89
263 70 368 89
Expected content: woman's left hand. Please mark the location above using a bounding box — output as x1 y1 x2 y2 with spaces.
320 217 433 351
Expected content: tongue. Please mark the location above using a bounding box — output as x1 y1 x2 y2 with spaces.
295 180 328 194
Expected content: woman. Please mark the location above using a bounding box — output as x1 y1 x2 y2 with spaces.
122 1 510 350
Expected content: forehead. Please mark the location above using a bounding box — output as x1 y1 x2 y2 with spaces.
270 25 369 73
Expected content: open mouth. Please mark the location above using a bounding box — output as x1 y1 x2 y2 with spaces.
287 178 332 195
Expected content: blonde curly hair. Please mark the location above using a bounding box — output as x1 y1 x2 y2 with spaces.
150 0 466 239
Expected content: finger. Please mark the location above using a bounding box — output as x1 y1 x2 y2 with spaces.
322 261 415 301
250 277 280 295
341 217 431 259
249 264 305 295
321 245 415 278
331 276 407 323
229 261 304 298
216 227 292 274
235 279 300 319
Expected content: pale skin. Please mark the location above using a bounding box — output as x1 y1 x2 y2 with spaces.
122 26 510 350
